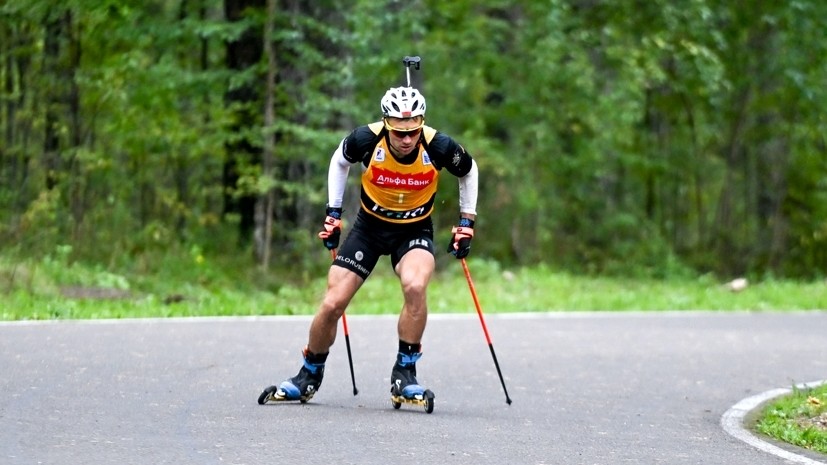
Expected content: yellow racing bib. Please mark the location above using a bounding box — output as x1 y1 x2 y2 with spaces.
361 127 439 223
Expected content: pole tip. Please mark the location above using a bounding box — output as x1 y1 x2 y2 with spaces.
506 398 512 405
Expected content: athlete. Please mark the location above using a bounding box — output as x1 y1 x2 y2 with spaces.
264 85 478 404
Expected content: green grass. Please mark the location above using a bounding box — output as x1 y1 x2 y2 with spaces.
755 383 827 455
0 252 825 320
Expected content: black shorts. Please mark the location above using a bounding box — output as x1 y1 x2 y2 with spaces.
334 210 435 280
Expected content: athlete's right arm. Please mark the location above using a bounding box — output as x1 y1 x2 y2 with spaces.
327 124 383 208
319 139 350 250
327 139 351 209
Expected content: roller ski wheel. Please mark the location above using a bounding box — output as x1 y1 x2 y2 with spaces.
259 351 325 405
257 384 316 405
390 387 435 414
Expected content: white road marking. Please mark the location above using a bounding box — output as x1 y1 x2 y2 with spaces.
721 380 827 465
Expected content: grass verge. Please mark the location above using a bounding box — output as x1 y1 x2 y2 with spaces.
0 253 825 320
755 383 827 455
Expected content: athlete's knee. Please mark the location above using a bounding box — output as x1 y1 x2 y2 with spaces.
318 294 347 320
401 278 429 300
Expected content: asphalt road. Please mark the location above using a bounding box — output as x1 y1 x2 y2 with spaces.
1 311 826 465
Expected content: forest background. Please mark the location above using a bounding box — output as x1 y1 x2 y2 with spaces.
1 0 826 317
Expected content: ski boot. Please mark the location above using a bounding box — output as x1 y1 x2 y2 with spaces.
258 349 325 405
389 352 435 414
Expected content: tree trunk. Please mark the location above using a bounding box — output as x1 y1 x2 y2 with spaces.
43 14 65 191
1 22 13 184
256 0 277 268
223 0 264 245
712 84 751 275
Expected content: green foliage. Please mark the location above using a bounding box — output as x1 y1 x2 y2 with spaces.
1 0 827 279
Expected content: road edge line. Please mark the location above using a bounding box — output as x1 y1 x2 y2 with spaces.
721 380 827 465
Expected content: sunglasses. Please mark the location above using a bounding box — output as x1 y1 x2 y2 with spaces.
389 127 423 138
385 118 424 138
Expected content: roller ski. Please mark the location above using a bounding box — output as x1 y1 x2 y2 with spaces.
389 352 435 414
258 349 325 405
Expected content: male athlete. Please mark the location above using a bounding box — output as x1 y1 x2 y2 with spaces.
261 85 478 404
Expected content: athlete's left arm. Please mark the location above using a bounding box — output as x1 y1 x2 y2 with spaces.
458 159 478 217
428 133 478 217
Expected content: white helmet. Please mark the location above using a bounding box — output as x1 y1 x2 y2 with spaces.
380 86 426 118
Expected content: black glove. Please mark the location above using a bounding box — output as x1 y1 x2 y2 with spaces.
318 207 342 250
447 217 474 259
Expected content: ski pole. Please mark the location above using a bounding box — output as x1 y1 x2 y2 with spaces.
331 249 358 396
461 258 512 405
